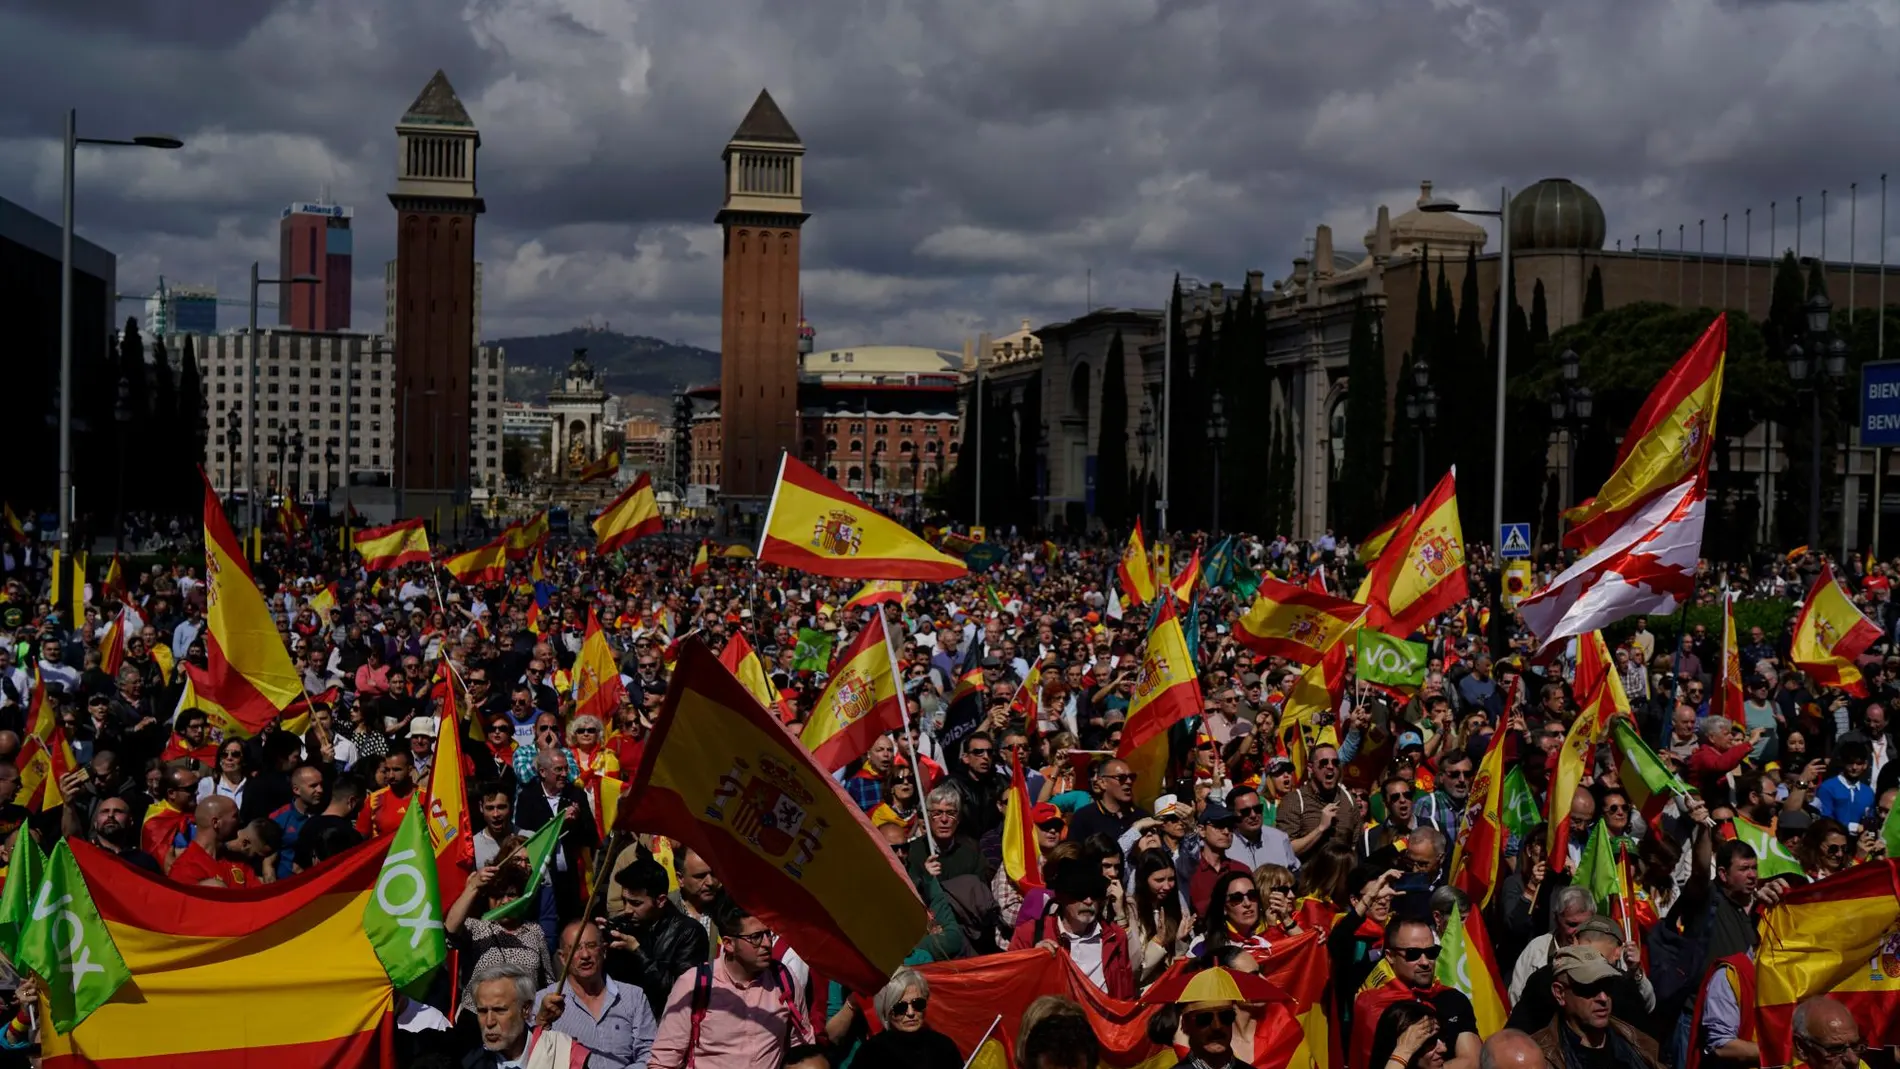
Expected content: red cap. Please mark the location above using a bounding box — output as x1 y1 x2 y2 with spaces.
1030 803 1063 825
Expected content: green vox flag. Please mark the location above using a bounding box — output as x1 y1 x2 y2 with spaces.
1731 815 1805 879
1571 820 1621 906
1355 630 1428 688
793 628 834 672
0 831 47 963
482 810 566 923
17 842 131 1034
1501 767 1542 838
365 795 447 995
1884 791 1900 860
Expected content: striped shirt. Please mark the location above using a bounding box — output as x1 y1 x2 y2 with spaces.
534 975 656 1069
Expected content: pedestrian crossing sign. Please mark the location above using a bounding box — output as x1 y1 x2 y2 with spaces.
1499 523 1532 559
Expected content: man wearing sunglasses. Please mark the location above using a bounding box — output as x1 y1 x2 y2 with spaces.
1179 999 1245 1069
1223 787 1298 873
1351 916 1480 1069
1275 743 1362 860
1529 946 1664 1069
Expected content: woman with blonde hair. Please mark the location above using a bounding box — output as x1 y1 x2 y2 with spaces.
565 713 619 803
1253 862 1301 933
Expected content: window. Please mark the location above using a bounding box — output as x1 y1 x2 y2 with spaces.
850 422 864 434
875 423 888 435
267 401 279 412
899 440 914 454
899 423 913 434
267 383 279 395
289 366 300 378
849 439 862 454
925 425 939 436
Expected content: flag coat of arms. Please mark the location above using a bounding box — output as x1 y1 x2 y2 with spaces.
759 456 965 580
1115 598 1203 807
618 640 926 993
800 613 904 772
1789 563 1883 695
1362 470 1467 637
1236 576 1364 665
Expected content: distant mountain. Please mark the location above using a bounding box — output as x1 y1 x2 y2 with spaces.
490 327 717 402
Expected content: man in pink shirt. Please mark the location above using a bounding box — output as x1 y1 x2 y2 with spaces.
647 895 811 1069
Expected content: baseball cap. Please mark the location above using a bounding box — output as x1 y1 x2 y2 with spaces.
1265 755 1295 775
1200 800 1237 827
1551 945 1621 986
1574 916 1625 943
1398 731 1425 752
1031 803 1063 826
1152 794 1191 819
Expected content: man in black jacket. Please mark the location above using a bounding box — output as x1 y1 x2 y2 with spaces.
515 749 600 919
602 856 709 1016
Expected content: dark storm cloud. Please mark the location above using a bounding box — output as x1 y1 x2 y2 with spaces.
2 0 1898 351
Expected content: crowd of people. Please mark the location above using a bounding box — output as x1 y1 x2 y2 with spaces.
0 517 1891 1069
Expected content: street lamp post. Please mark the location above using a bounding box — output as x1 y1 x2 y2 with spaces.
1404 358 1439 502
1786 291 1848 552
113 375 132 554
246 264 319 534
1550 349 1594 508
1137 399 1156 529
1206 390 1228 534
223 406 242 506
910 450 922 526
289 428 305 503
58 112 183 557
1419 186 1512 549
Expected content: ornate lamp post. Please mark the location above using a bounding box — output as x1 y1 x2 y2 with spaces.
1207 390 1228 533
1549 349 1594 508
1785 291 1848 552
1404 358 1440 502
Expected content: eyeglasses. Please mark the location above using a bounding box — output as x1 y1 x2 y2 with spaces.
512 698 533 707
1391 946 1441 962
1233 805 1263 817
1385 794 1410 805
730 929 775 948
966 747 993 757
1102 773 1137 784
1603 803 1629 814
1312 758 1338 768
1566 979 1615 1000
489 724 511 734
1186 1009 1238 1029
1440 769 1471 781
1796 1038 1867 1062
1822 843 1848 857
575 727 599 735
1225 888 1258 904
1002 743 1027 753
889 997 928 1017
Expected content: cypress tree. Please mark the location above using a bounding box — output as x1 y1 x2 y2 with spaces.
1339 301 1386 535
150 337 179 508
115 321 149 511
1015 374 1041 531
1530 279 1550 352
1411 245 1434 372
1388 351 1420 508
178 337 208 497
1433 259 1458 373
1582 265 1605 319
1096 331 1130 529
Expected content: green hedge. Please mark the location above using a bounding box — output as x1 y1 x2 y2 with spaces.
1601 597 1797 649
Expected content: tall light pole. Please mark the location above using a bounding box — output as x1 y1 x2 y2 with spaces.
1206 390 1228 534
1786 292 1847 552
1550 349 1593 509
246 264 318 534
1404 358 1439 502
59 111 182 556
1420 186 1511 550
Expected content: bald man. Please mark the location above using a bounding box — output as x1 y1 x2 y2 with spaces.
1479 1030 1550 1069
1792 997 1864 1069
168 795 250 887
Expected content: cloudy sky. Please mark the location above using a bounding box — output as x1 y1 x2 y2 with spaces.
4 0 1898 355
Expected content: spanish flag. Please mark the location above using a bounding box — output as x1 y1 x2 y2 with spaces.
1789 563 1882 696
306 581 339 618
1118 521 1157 606
1356 506 1414 564
1114 597 1203 808
1236 576 1365 665
442 534 508 586
197 471 302 734
1363 468 1467 637
576 448 621 484
1279 639 1348 783
618 639 927 994
1000 752 1043 890
503 509 550 559
1549 632 1625 863
1 502 23 543
353 519 431 571
845 579 907 611
801 612 904 772
1170 547 1201 604
759 456 966 581
1713 590 1746 722
1436 907 1508 1038
39 838 400 1067
1449 710 1510 909
719 632 793 722
1756 857 1900 1066
1564 314 1725 549
690 541 711 578
593 472 664 554
426 690 475 902
100 554 125 601
573 609 628 723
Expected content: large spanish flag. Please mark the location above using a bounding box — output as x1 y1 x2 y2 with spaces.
1564 314 1725 548
1236 576 1366 665
40 839 396 1068
1789 564 1882 696
502 510 550 560
442 534 508 586
198 472 301 735
353 519 431 571
592 473 664 554
1118 522 1157 606
618 640 927 993
1363 469 1467 637
1755 858 1900 1066
573 609 628 722
800 612 903 772
1712 591 1746 722
759 456 965 581
1114 598 1203 808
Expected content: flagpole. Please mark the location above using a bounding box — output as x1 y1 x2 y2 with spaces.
756 452 789 558
558 829 625 985
958 1016 1005 1069
883 613 936 857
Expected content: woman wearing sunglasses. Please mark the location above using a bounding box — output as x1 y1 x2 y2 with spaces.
858 967 963 1069
1190 870 1273 958
1797 817 1854 881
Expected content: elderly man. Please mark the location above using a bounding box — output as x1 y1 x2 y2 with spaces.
535 920 656 1069
1791 997 1866 1069
517 747 601 916
1688 716 1764 803
1529 946 1663 1069
469 962 589 1068
1067 757 1139 844
908 783 985 884
1510 886 1598 1003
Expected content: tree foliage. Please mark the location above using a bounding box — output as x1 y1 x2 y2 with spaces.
1339 301 1386 535
1582 265 1605 320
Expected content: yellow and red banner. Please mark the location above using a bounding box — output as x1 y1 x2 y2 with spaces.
1 502 23 543
1550 632 1626 863
1356 506 1415 565
1449 708 1510 909
1115 597 1203 808
442 535 508 586
275 498 308 536
1564 314 1725 548
197 472 302 735
502 510 550 560
1755 858 1900 1066
1713 591 1745 722
353 519 431 572
689 542 710 578
576 449 621 484
40 839 396 1068
306 582 339 618
619 639 927 994
426 690 475 902
100 555 125 601
1278 639 1348 783
760 456 965 580
573 609 628 723
592 473 664 554
1790 563 1883 696
1235 576 1365 665
1118 522 1157 606
1001 753 1043 890
718 632 793 722
801 613 904 772
845 579 907 612
1170 547 1201 604
1363 469 1467 637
